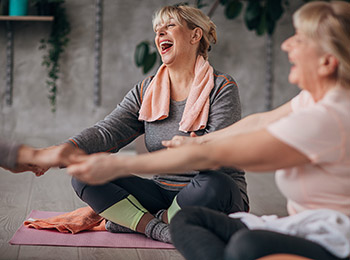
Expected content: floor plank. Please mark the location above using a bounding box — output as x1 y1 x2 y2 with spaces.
17 168 79 260
0 172 33 260
137 249 185 260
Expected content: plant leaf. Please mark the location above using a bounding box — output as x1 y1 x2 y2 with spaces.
266 13 276 35
135 41 149 67
256 10 266 36
143 52 157 74
266 0 283 21
244 0 262 30
225 1 243 20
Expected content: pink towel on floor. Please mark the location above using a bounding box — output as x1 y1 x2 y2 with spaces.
24 206 106 234
10 210 174 249
138 55 214 132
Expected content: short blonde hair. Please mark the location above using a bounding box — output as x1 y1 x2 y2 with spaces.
293 1 350 88
152 5 217 60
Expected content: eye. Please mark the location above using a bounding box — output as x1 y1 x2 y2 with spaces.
167 24 175 28
294 36 303 43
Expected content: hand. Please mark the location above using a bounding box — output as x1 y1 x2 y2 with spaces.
12 143 86 176
162 132 200 148
7 145 50 176
35 143 86 168
4 162 46 177
67 153 122 185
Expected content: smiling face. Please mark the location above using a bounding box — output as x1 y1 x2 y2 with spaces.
154 18 198 67
281 30 325 92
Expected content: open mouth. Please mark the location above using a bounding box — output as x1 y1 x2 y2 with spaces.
160 41 173 52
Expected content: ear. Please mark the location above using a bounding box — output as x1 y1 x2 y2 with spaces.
318 54 338 77
190 27 203 45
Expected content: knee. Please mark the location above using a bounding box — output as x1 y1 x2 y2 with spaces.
171 207 202 228
71 177 88 198
170 207 207 244
200 171 236 199
178 171 238 209
225 230 268 260
171 206 213 234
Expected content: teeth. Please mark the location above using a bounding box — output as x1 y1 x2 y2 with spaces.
160 40 173 47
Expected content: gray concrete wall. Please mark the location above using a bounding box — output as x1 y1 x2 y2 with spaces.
0 0 303 149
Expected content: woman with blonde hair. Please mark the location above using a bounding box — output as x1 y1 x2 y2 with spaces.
67 1 350 259
35 5 248 243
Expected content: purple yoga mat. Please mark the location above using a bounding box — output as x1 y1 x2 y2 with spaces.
9 210 174 249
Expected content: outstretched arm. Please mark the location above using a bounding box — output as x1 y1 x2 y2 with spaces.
162 101 292 148
67 125 309 185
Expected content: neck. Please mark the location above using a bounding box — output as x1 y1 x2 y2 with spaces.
167 55 198 101
310 77 338 102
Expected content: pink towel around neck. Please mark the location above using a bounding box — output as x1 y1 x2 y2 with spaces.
138 55 214 132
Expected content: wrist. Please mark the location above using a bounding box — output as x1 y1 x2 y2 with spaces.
17 145 36 165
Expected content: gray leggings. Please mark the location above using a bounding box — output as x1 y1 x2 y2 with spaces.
72 170 248 215
170 207 345 260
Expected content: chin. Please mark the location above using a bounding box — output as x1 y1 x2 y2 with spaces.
161 58 175 67
288 74 299 86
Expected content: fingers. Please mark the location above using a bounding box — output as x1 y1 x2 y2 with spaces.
190 132 198 137
162 134 198 148
66 153 114 185
34 144 87 169
162 136 186 148
67 161 101 185
68 154 89 164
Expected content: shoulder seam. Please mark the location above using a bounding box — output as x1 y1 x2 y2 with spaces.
214 73 237 97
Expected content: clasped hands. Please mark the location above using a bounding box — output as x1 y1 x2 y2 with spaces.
12 133 200 185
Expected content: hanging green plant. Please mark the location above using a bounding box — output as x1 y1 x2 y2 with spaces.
34 0 70 112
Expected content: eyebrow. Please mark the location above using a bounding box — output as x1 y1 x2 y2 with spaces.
154 18 177 31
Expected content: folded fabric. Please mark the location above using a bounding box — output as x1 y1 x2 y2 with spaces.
138 55 214 133
229 208 350 258
24 206 106 234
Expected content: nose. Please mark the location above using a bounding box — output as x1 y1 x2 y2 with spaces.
156 25 167 37
281 36 292 52
158 31 165 37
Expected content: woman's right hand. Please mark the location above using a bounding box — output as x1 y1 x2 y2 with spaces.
32 143 86 169
162 132 201 148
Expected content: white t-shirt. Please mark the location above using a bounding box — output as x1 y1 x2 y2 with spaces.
267 86 350 216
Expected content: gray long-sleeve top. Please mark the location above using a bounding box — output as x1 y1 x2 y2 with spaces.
69 70 248 205
0 140 21 169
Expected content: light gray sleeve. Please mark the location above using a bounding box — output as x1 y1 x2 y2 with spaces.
68 82 145 154
0 139 21 169
205 72 241 133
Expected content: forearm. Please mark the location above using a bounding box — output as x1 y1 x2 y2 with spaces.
116 144 219 176
128 128 308 176
16 145 36 165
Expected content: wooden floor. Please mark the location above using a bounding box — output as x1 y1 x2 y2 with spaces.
0 167 185 260
0 155 287 260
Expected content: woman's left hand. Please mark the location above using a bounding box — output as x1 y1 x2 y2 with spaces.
67 153 123 185
162 132 200 148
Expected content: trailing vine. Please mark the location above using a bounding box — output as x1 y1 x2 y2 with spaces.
38 0 70 112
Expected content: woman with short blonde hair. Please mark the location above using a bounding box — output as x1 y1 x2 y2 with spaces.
152 5 217 60
34 4 248 244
